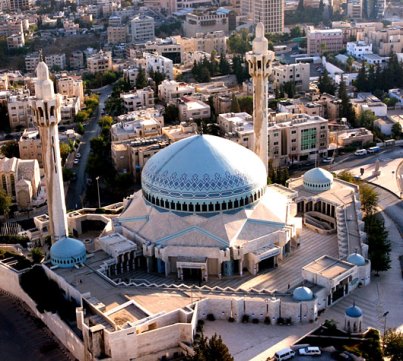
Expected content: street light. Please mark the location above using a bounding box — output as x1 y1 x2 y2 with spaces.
96 176 101 209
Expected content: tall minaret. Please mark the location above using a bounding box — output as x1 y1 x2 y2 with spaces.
30 60 68 242
246 23 274 173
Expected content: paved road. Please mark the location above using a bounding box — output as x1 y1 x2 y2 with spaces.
66 85 112 210
0 291 73 361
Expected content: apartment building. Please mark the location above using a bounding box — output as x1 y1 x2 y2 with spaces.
56 75 84 105
346 41 373 59
44 53 67 70
252 0 284 34
268 113 328 166
7 33 24 49
18 128 42 166
218 112 254 149
145 37 183 64
178 97 211 122
111 117 161 142
351 93 387 118
365 26 403 56
107 25 127 44
61 96 80 123
123 66 140 86
87 51 113 73
70 51 84 69
7 92 32 129
183 9 235 37
131 15 155 44
145 52 173 80
193 31 227 54
158 80 195 103
25 52 40 72
272 63 310 92
120 87 155 112
307 27 344 55
347 0 363 19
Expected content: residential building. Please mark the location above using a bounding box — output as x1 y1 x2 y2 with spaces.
158 80 195 103
6 32 24 49
183 9 235 37
388 88 403 105
69 51 84 69
175 0 211 11
44 53 67 70
192 31 227 54
366 27 403 56
346 41 372 59
218 112 254 149
347 0 363 19
7 92 32 129
131 15 155 44
252 0 284 34
120 87 155 112
0 156 40 209
329 128 373 147
213 94 232 114
178 97 211 122
56 75 84 106
361 54 388 66
162 122 198 142
351 93 387 118
9 0 32 10
87 51 113 73
268 113 329 166
25 52 40 72
145 52 173 80
19 128 42 166
107 25 127 44
60 96 80 123
123 66 140 86
307 27 344 55
145 37 183 64
272 63 310 92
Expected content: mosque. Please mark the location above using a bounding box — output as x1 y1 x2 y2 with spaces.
22 24 372 361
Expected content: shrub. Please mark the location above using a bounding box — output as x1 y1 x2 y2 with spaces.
206 313 215 321
228 317 235 322
252 318 259 324
242 314 249 323
264 316 271 325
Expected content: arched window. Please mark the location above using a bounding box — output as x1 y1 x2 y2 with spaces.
195 203 200 212
208 203 214 212
189 203 194 212
215 202 220 211
234 199 239 208
228 200 233 210
183 203 188 212
201 203 207 212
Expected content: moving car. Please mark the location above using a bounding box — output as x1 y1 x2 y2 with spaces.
298 346 321 356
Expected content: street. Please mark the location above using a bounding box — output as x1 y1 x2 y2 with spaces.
65 85 113 210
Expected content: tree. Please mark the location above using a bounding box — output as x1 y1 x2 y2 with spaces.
1 142 19 158
219 53 231 75
59 142 71 163
354 62 368 92
98 115 113 128
227 29 251 54
338 77 355 125
359 183 378 216
359 110 377 129
384 328 403 361
230 94 240 113
337 170 354 183
149 69 166 89
31 248 44 264
135 66 148 89
317 69 336 95
77 122 85 135
164 104 179 124
75 110 89 123
232 55 249 84
238 96 253 114
186 333 234 361
391 122 402 139
0 188 11 216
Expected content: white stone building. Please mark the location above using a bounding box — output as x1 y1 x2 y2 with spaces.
87 51 113 73
130 15 155 44
178 97 210 122
144 52 173 80
7 92 33 130
120 87 155 113
158 80 195 103
56 75 84 106
272 63 310 92
252 0 284 33
346 41 373 59
44 54 67 70
6 32 25 49
307 27 344 56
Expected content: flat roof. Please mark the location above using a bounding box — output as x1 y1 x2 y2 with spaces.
303 255 354 279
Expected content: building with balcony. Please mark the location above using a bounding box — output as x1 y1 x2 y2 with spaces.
87 51 113 73
131 15 155 44
307 27 344 55
272 63 310 92
120 87 155 112
178 97 211 122
158 80 195 103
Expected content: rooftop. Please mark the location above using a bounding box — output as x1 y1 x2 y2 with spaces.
303 255 355 279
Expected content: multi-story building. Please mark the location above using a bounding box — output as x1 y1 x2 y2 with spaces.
351 93 387 118
87 50 113 73
131 15 155 44
267 113 328 166
44 53 67 70
69 51 84 69
307 27 344 55
60 96 80 123
123 66 140 86
218 112 254 149
329 127 373 147
252 0 284 33
175 0 211 11
6 32 24 49
25 52 40 72
111 117 162 142
56 75 85 106
9 0 32 10
158 80 195 103
0 156 40 209
346 41 373 59
347 0 363 19
183 9 235 37
7 92 32 129
120 87 155 112
365 27 403 56
178 96 211 122
272 63 310 92
145 37 183 64
18 128 42 166
107 25 127 44
145 52 173 80
192 31 227 54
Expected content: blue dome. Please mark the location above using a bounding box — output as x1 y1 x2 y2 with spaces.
345 304 362 318
293 286 314 301
141 135 267 213
347 253 366 266
303 167 333 192
50 237 86 268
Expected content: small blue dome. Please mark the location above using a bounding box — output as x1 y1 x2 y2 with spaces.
345 304 362 318
50 237 86 268
347 253 366 266
303 168 333 192
141 134 267 213
293 286 314 301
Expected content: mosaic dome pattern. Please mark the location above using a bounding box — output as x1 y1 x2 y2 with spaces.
141 135 267 213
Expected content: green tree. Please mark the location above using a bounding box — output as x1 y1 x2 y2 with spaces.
77 122 85 135
337 170 355 183
186 333 234 361
135 66 148 89
31 248 44 264
359 183 378 216
384 328 403 361
354 62 368 92
338 77 355 125
230 94 240 113
359 110 377 129
98 115 113 128
219 53 231 75
1 142 19 158
149 69 166 89
391 122 402 139
232 55 249 84
317 69 336 95
0 188 11 216
238 96 253 114
59 142 71 163
75 110 89 123
164 104 179 124
227 29 251 54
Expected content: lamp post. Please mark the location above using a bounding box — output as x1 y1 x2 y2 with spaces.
382 311 389 352
96 176 101 209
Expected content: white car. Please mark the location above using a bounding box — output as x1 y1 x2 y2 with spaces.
73 158 80 165
354 149 367 156
298 346 321 356
322 157 333 164
76 153 81 158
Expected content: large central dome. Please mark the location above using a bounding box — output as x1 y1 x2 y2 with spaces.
141 134 267 213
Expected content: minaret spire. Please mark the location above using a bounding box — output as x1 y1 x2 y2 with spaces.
246 22 275 174
30 61 67 242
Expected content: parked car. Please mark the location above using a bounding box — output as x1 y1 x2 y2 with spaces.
322 157 333 164
298 346 321 356
274 348 295 361
354 149 367 156
76 152 81 158
73 158 80 165
367 146 380 153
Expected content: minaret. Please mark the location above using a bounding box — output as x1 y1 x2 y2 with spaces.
30 60 67 242
246 23 274 173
